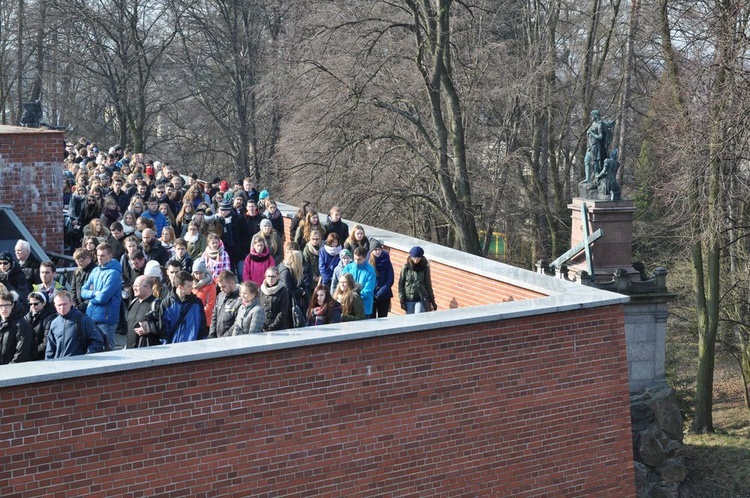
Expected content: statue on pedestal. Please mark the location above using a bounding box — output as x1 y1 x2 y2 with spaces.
579 109 620 201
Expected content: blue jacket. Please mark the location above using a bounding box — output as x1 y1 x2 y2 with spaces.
81 259 122 325
161 291 207 343
141 210 168 237
342 261 376 315
318 247 341 286
46 308 105 358
372 251 394 300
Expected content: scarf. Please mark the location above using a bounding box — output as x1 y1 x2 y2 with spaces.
121 221 135 235
205 247 220 259
184 233 199 243
324 245 342 257
249 248 271 263
261 281 284 296
305 241 320 257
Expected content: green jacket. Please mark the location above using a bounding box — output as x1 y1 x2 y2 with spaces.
398 259 434 303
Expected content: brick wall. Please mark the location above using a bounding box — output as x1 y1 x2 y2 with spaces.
0 305 633 497
0 126 65 252
282 217 546 314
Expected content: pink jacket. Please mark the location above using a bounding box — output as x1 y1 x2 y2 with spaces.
243 248 274 285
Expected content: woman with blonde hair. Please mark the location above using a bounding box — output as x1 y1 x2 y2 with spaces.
294 211 322 249
159 226 177 254
257 219 283 265
159 202 178 233
344 224 370 254
333 273 365 322
175 202 195 235
278 249 311 315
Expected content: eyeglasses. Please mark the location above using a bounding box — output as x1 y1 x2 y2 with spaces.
0 303 12 309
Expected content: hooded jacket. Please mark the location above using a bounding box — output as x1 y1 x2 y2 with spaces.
81 258 123 325
0 301 34 364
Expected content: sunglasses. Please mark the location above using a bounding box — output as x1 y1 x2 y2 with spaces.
29 301 43 306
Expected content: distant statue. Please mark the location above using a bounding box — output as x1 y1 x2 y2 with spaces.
584 110 615 183
579 109 620 201
20 101 43 128
596 149 621 201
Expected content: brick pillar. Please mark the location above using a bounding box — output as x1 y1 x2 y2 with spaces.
0 126 65 252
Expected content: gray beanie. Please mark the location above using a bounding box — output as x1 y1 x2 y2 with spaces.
192 258 207 274
260 219 273 229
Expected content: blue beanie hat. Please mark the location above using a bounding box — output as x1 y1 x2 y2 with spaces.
409 246 424 258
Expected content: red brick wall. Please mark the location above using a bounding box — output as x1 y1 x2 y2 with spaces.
282 217 546 313
0 127 65 252
0 305 633 497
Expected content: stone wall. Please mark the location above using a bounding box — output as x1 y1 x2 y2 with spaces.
0 126 65 252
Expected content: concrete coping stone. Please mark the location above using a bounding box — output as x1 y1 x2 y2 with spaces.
0 202 628 388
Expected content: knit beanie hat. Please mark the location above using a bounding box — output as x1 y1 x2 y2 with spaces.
144 260 162 278
192 258 208 274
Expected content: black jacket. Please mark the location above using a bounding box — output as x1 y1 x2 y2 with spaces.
126 295 162 348
25 302 57 360
260 284 289 332
0 262 30 303
0 301 34 364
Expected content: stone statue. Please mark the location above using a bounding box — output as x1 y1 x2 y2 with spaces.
584 110 615 182
596 149 621 201
579 109 619 200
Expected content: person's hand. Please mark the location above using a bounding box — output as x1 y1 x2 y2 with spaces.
431 301 437 311
400 301 406 311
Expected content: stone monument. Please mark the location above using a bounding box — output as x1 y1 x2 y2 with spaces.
536 109 683 497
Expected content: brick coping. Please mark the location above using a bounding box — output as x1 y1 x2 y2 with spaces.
0 203 628 387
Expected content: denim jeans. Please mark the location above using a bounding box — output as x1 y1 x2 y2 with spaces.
97 322 117 349
405 301 426 314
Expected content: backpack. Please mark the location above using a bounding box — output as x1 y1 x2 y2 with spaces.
74 314 114 353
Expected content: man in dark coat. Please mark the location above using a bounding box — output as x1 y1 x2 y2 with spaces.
14 240 41 286
126 275 162 348
217 201 248 276
209 271 242 338
141 229 170 266
0 251 30 303
0 291 33 364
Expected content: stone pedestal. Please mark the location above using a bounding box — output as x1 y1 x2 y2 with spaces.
568 198 637 281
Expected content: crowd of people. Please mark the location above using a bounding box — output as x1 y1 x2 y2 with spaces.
0 140 439 364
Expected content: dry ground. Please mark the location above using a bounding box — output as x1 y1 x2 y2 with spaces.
669 328 750 497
